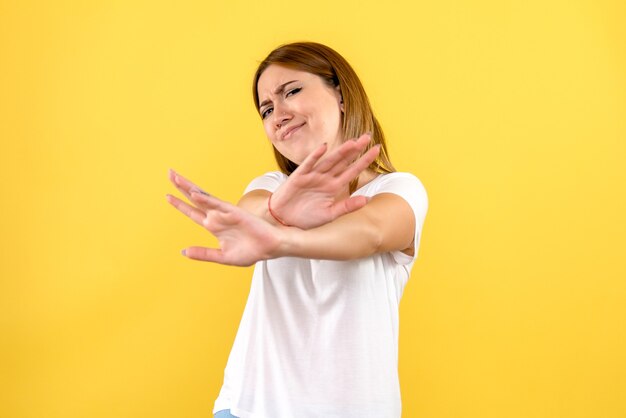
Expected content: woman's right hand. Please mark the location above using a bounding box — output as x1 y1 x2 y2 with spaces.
267 133 380 229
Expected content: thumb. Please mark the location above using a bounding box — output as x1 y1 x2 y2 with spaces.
331 195 369 219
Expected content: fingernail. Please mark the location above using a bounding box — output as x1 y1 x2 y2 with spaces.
191 188 210 196
181 249 187 256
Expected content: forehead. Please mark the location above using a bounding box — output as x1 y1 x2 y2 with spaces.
257 65 317 99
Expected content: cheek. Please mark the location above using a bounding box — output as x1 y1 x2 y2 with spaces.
262 121 274 139
319 106 343 130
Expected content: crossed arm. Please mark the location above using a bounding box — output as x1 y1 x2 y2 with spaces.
166 135 415 266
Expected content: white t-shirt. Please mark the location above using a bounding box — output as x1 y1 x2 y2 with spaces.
213 171 428 418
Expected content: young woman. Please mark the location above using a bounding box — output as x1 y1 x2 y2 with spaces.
167 42 428 418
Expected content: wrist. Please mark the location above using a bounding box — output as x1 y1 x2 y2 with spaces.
274 224 302 259
268 193 290 226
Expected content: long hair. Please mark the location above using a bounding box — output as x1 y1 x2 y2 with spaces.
252 42 395 190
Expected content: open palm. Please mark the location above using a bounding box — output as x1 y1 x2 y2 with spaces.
270 133 380 229
166 190 282 266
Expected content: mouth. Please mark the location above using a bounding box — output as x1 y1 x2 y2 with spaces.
281 122 305 141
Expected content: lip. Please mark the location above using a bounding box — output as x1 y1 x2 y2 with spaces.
280 122 305 141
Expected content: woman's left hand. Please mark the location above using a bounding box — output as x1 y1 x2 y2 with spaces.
166 185 283 266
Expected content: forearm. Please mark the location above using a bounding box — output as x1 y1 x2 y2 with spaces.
279 211 382 260
170 180 415 266
236 187 380 261
276 193 415 261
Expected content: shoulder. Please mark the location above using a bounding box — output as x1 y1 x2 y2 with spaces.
243 171 288 194
364 172 427 199
373 172 425 188
364 172 429 227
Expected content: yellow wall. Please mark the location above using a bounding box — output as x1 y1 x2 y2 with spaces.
1 1 625 417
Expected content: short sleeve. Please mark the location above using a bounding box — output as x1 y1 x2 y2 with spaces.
370 173 429 265
243 171 288 195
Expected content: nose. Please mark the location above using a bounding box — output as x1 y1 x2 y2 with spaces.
273 104 292 129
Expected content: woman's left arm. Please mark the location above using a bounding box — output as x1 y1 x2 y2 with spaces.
167 188 415 265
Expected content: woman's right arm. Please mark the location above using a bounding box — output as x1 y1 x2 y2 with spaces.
166 186 417 266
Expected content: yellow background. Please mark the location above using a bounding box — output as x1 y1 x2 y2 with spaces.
1 0 625 417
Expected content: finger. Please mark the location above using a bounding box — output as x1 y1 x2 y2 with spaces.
314 133 371 174
189 191 231 212
190 192 241 230
166 194 207 226
169 169 209 202
329 195 369 219
169 170 197 202
182 246 226 263
295 142 328 173
325 142 368 176
337 144 381 184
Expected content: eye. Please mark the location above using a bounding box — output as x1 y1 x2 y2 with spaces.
261 107 273 119
285 87 301 97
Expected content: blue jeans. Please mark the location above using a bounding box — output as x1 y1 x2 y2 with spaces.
214 410 238 418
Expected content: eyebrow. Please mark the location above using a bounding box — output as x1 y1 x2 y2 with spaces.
259 80 299 109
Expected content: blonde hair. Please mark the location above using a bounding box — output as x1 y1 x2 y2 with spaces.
253 42 395 190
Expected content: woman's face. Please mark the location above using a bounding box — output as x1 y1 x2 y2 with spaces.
256 65 344 165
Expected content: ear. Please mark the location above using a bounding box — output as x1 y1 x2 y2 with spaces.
335 85 344 112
